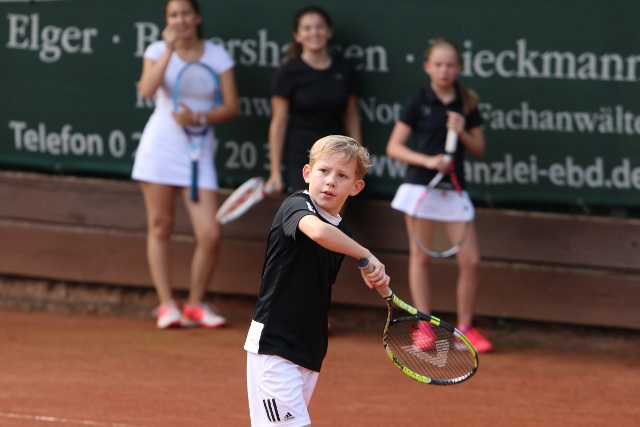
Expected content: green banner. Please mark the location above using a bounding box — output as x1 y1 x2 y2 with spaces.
2 0 639 208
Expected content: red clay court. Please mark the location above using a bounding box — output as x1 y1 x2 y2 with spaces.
1 297 638 427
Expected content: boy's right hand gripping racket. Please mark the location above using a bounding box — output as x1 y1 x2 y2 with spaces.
358 258 478 385
410 129 469 258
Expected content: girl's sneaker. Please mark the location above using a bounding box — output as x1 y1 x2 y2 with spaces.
153 301 182 329
459 325 494 353
181 302 227 328
410 322 437 351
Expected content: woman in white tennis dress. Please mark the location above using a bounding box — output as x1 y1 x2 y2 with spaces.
133 0 238 329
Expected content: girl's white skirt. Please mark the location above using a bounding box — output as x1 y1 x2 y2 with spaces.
391 183 475 222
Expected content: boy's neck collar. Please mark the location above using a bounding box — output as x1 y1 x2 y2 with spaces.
303 191 342 225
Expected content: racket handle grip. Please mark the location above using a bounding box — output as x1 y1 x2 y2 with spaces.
445 129 458 154
190 161 198 202
357 258 392 298
374 285 392 298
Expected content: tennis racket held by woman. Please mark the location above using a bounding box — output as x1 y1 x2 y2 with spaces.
358 258 478 385
216 177 270 224
173 61 223 202
410 129 470 258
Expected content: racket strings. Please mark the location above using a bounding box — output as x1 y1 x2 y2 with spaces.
225 189 258 213
216 178 265 224
386 319 476 384
175 64 221 134
178 66 218 104
411 218 467 255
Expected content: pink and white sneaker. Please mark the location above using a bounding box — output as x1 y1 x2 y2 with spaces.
458 325 494 353
153 301 182 329
181 302 227 328
410 322 437 351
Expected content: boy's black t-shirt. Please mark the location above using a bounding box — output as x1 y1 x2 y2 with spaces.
251 192 350 372
399 85 483 189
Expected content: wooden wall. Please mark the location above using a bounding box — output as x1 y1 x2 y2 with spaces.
1 171 639 329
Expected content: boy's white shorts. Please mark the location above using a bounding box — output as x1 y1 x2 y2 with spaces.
246 352 319 427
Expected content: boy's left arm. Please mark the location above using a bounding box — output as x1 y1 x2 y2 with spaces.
298 215 390 289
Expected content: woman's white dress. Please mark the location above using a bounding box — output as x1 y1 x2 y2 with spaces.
132 40 234 190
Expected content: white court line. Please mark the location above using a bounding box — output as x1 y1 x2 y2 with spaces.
0 412 146 427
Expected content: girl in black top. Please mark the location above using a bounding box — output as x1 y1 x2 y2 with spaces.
386 38 493 353
266 5 361 194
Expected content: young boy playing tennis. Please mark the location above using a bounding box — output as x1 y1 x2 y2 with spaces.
245 135 390 427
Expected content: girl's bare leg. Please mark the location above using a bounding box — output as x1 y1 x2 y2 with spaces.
140 182 177 304
451 221 481 326
181 188 221 304
405 215 432 314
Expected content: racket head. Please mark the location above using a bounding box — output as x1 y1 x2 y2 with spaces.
216 177 266 224
408 128 469 258
383 311 478 385
410 215 469 258
357 259 478 385
173 61 222 136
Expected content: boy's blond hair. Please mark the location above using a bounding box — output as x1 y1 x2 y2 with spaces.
308 135 371 180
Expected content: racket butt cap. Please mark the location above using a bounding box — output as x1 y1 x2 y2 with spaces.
357 258 374 274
